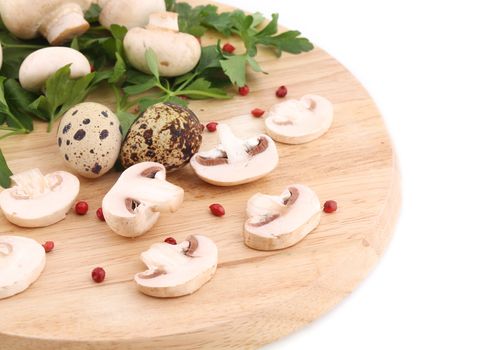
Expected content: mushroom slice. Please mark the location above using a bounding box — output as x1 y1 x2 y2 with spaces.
244 184 322 250
123 12 201 77
190 124 279 186
0 168 80 228
0 235 46 299
102 162 184 238
135 235 218 297
265 95 334 144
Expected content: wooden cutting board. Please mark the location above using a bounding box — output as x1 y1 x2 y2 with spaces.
0 1 401 349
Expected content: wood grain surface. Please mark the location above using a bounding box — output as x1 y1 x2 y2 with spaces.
0 1 401 349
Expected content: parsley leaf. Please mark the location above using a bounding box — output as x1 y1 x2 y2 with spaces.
0 77 31 139
0 148 13 188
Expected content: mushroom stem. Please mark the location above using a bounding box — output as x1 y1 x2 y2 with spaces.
218 124 250 164
147 12 179 31
0 242 13 256
39 4 89 45
11 169 51 199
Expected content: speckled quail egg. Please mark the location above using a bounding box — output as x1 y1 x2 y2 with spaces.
57 102 122 178
121 103 203 171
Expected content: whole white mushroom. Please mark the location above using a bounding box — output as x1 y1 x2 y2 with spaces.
98 0 166 29
19 47 91 92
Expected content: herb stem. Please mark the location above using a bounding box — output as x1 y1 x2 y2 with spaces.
174 90 231 99
2 43 46 50
175 73 198 92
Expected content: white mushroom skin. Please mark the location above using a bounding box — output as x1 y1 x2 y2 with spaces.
102 162 184 238
99 0 166 29
244 184 322 250
135 235 218 298
19 47 91 92
190 124 279 186
265 95 334 145
0 0 91 45
124 12 202 77
0 169 80 228
0 235 46 299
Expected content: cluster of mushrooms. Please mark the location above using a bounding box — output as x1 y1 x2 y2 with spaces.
0 0 335 300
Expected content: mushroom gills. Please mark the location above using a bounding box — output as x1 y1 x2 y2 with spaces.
135 235 218 298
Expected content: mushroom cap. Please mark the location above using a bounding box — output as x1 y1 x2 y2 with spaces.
124 24 201 77
0 169 80 228
243 184 322 250
135 235 218 298
0 235 46 299
265 95 334 144
19 47 91 92
99 0 166 29
190 125 279 186
102 162 184 238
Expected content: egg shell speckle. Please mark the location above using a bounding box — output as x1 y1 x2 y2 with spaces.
57 102 122 178
121 103 203 171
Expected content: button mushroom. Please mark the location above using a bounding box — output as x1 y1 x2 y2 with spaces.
243 184 322 250
135 235 218 298
99 0 166 30
0 168 80 228
124 12 201 77
19 47 91 92
265 95 334 144
0 0 91 45
102 162 184 238
190 124 279 186
0 235 46 299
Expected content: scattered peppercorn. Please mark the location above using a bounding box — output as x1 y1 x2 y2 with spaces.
276 85 288 98
323 200 338 213
91 267 106 283
42 241 55 253
75 201 89 215
164 237 177 245
251 108 265 118
209 203 225 217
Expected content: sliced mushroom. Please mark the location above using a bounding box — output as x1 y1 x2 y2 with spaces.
102 162 184 238
19 47 91 92
0 169 80 228
190 124 279 186
123 12 201 77
0 235 46 299
135 235 218 298
244 184 322 250
99 0 165 29
265 95 334 144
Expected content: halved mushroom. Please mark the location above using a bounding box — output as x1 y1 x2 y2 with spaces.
19 47 91 92
135 235 218 298
123 12 201 77
102 162 184 238
0 235 46 299
265 95 334 144
0 169 80 228
190 124 279 186
243 184 322 250
99 0 166 29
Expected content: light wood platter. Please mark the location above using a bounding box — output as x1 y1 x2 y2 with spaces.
0 1 401 349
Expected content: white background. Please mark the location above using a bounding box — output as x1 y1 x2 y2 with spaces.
222 1 485 349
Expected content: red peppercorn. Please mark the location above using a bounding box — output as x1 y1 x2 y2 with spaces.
323 200 338 213
276 85 288 98
238 85 250 96
90 64 95 72
251 108 265 118
209 203 225 217
75 201 89 215
206 122 218 132
164 237 177 245
91 267 106 283
222 43 236 54
42 241 55 253
96 208 105 221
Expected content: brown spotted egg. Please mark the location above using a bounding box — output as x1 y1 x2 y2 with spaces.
57 102 122 178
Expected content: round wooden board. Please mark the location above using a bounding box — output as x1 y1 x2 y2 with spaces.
0 1 401 349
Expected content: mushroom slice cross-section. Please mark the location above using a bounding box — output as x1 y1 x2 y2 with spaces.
0 168 80 228
135 235 218 297
102 162 184 238
244 184 322 250
265 95 334 144
190 124 279 186
0 235 46 299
